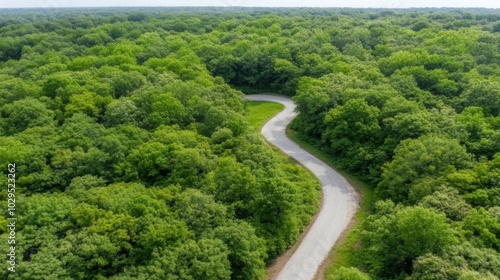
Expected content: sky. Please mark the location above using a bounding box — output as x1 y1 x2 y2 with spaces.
1 0 500 9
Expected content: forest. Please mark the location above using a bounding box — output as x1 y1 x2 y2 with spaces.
1 6 500 280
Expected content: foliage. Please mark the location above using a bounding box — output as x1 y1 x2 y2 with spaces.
362 205 456 277
1 7 500 279
327 266 371 280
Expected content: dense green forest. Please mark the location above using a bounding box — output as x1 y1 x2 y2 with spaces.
1 7 500 280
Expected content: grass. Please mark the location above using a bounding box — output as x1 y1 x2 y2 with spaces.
246 101 285 129
285 121 375 279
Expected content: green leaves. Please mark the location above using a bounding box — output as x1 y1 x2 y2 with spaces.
328 267 371 280
409 254 460 280
64 92 111 119
15 8 500 280
211 157 257 218
148 93 189 128
462 208 500 251
377 135 471 202
2 98 55 135
462 80 500 116
363 206 456 277
104 99 143 127
324 98 381 145
322 98 383 179
419 186 472 220
175 189 227 236
209 220 267 280
126 141 171 183
175 239 231 280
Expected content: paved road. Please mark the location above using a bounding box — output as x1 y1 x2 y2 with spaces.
246 95 359 280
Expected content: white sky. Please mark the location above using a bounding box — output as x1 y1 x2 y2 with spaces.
1 0 499 9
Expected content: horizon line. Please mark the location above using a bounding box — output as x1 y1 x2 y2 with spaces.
1 6 499 9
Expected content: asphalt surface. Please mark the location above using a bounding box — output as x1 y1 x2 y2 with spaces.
246 95 359 280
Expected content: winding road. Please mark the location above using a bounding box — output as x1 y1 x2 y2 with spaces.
246 95 359 280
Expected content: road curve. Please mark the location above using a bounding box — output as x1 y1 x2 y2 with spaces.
246 94 359 280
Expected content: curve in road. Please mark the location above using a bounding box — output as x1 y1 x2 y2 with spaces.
246 94 359 280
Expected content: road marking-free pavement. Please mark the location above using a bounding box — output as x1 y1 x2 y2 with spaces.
246 95 359 280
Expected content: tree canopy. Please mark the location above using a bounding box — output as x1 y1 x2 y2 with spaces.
1 6 500 279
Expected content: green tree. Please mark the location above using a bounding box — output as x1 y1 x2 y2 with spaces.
124 141 170 184
2 98 54 134
377 135 471 202
323 98 381 146
175 239 231 280
209 220 267 280
443 242 500 278
322 98 383 178
209 157 258 219
64 92 110 119
462 208 500 250
104 98 143 127
363 206 456 277
148 93 189 128
175 189 227 236
419 186 472 220
292 76 332 137
461 80 500 116
409 254 460 280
